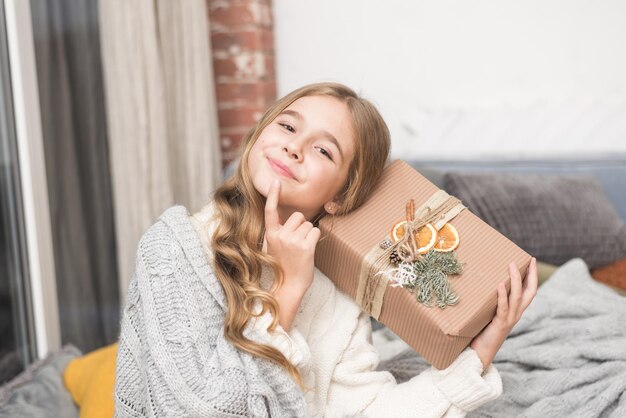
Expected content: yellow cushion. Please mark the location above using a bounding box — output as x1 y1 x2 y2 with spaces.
63 342 118 418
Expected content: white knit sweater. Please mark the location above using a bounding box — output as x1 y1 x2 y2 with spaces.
190 201 502 418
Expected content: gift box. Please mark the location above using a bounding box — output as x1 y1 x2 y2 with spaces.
314 159 532 369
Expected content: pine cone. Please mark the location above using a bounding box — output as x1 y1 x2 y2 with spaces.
389 250 402 265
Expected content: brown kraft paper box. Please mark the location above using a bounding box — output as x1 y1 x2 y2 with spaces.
314 159 532 369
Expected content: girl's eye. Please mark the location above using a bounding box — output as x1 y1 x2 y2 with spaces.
279 123 295 133
316 146 333 161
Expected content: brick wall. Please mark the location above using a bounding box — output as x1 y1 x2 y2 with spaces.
207 0 277 169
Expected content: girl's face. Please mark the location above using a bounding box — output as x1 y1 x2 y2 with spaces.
248 95 356 223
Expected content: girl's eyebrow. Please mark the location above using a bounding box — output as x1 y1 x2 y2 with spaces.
279 109 345 162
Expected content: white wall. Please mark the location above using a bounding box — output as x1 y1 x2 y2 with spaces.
273 0 626 160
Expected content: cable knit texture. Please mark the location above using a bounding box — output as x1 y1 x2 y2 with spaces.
190 201 502 417
114 205 308 417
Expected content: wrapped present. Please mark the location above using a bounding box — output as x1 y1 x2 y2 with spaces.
314 159 532 369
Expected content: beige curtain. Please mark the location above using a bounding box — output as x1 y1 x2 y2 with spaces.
99 0 222 299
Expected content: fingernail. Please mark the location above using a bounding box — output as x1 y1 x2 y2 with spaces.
272 179 280 187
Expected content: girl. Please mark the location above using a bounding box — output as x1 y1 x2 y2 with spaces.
114 82 538 417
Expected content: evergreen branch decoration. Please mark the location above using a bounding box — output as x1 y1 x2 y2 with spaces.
386 249 464 309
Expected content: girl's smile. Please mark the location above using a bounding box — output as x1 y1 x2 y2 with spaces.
268 157 297 180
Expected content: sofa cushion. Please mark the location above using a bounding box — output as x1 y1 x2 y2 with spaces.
591 257 626 295
443 172 626 269
63 342 117 418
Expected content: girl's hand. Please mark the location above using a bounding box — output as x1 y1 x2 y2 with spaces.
262 179 320 331
263 179 321 295
469 257 538 370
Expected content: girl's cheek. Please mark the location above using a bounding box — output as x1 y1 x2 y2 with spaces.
256 135 274 147
311 167 332 188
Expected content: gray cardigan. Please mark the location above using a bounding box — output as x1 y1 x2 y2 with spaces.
113 205 308 417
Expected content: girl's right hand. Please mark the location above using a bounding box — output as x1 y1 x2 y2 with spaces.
263 179 321 294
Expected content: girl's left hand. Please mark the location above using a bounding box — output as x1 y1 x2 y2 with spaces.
469 257 538 370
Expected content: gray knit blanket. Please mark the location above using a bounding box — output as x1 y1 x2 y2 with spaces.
377 258 626 418
114 206 308 417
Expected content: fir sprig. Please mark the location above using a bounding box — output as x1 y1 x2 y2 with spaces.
413 249 463 308
389 249 464 309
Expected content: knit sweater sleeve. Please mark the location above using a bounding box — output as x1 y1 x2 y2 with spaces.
326 310 502 418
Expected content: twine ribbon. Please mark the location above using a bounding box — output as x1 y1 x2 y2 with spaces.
355 189 466 319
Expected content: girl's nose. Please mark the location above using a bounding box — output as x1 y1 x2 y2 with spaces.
282 139 303 160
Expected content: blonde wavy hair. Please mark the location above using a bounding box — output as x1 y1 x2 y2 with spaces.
210 82 391 389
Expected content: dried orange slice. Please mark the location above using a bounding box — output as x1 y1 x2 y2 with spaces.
415 224 438 254
391 221 438 254
433 223 460 252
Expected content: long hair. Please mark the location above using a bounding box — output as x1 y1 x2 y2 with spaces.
210 82 391 388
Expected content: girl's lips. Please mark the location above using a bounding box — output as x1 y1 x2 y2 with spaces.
268 158 296 180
